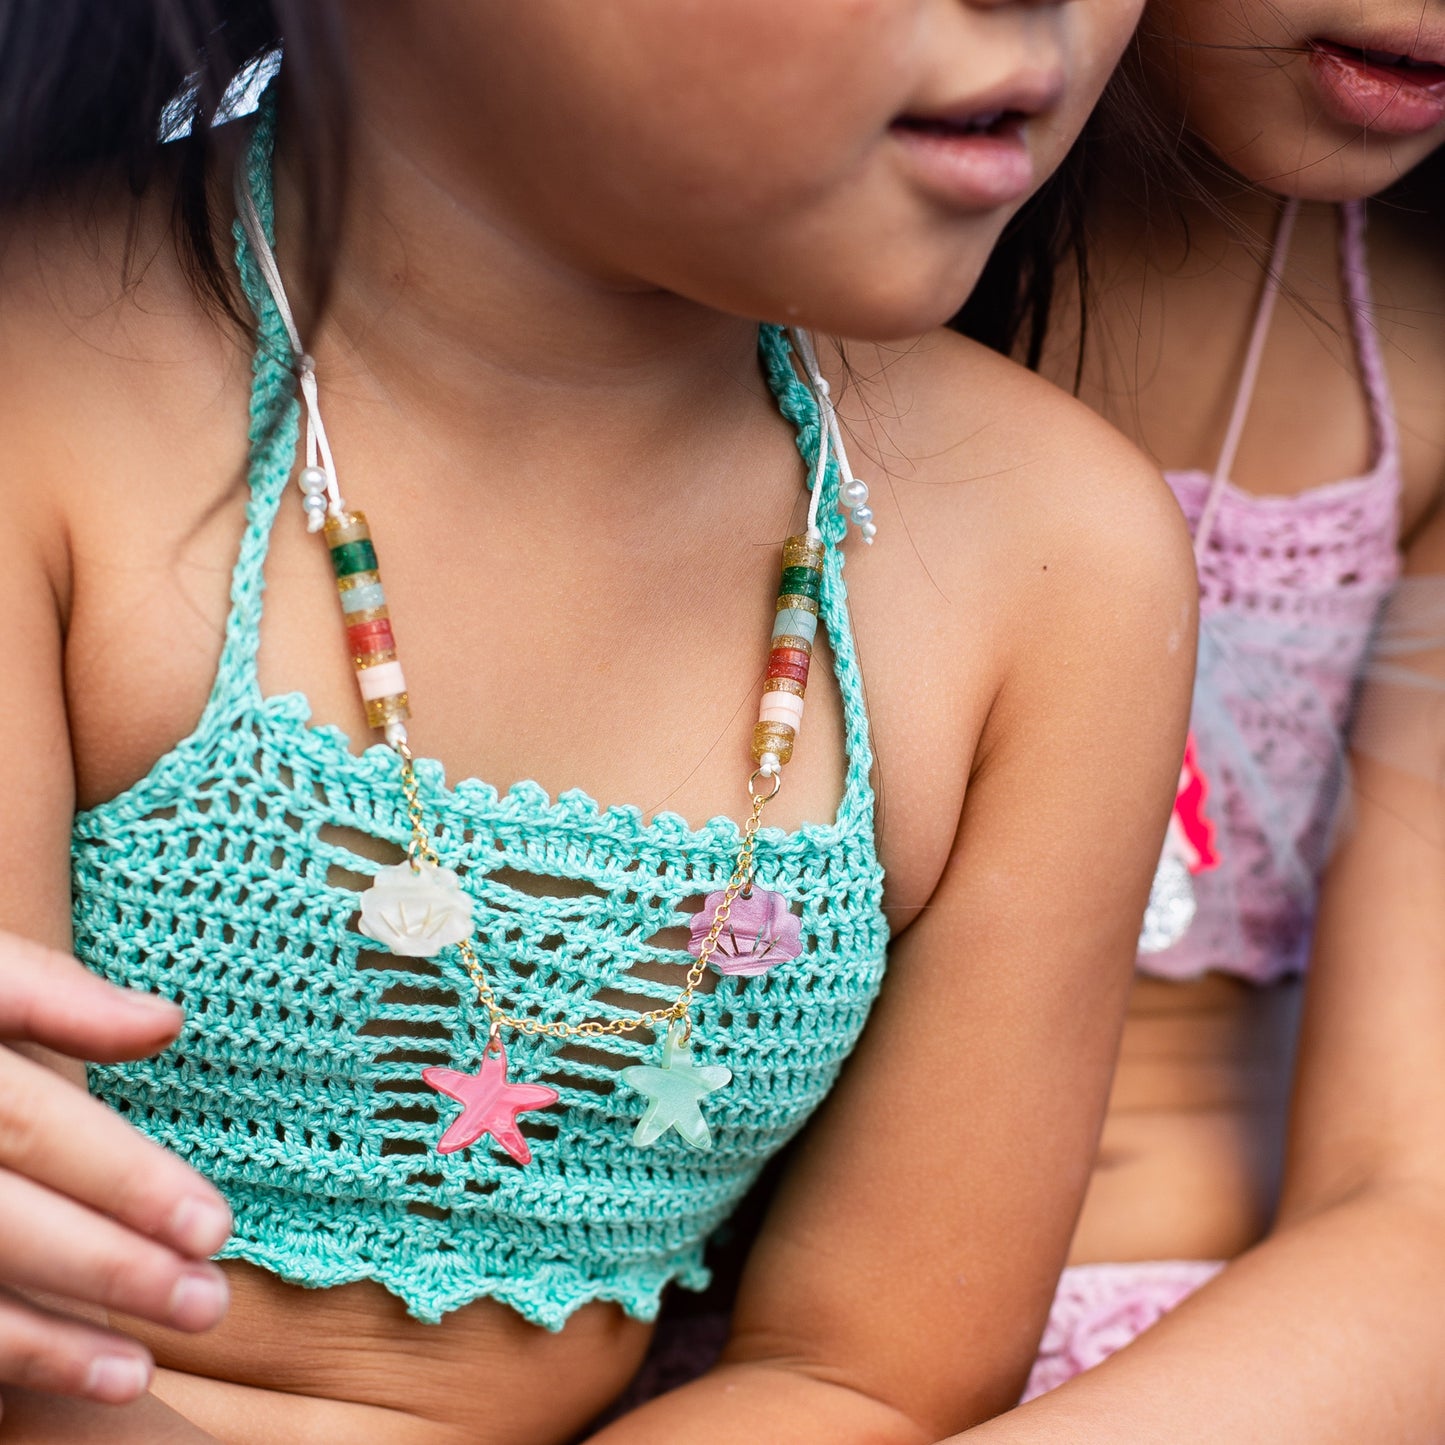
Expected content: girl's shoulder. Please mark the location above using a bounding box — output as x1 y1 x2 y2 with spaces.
826 328 1195 933
834 327 1193 615
0 174 248 596
1365 201 1445 518
0 164 241 426
0 164 214 372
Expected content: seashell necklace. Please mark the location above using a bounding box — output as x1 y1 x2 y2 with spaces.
235 167 875 1163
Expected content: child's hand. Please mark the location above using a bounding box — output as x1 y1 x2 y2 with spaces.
0 933 231 1408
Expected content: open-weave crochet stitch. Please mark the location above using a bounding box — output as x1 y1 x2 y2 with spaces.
74 104 888 1328
1143 200 1402 986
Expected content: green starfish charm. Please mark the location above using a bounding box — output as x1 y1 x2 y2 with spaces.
621 1023 731 1152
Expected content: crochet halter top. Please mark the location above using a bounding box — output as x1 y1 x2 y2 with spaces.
1142 199 1401 985
72 154 889 1328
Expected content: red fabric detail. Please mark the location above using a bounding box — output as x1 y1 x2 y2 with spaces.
1174 734 1219 873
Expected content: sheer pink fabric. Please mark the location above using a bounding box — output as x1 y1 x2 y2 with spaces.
1141 200 1402 983
1022 1261 1224 1401
1029 201 1403 1399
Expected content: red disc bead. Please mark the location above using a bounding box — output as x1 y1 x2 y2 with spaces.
766 647 811 686
346 618 397 655
767 646 811 673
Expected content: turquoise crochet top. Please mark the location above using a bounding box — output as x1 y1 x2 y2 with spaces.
74 108 888 1330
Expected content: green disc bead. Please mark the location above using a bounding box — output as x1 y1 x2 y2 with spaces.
330 539 379 578
778 565 822 599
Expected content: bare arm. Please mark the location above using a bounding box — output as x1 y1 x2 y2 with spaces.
0 1386 219 1442
953 509 1445 1444
588 424 1196 1442
0 442 230 1431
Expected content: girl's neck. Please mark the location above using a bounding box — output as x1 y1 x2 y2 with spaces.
1042 144 1361 473
1092 144 1337 275
267 54 773 498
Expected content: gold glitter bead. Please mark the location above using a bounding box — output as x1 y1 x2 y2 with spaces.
324 510 372 548
775 593 820 616
763 676 806 697
353 648 398 669
751 720 795 766
782 533 826 570
345 605 390 627
770 634 814 656
365 692 411 728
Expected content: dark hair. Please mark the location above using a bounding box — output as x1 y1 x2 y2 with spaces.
2 1 1095 361
1379 142 1445 242
0 0 349 332
951 51 1211 378
951 136 1090 375
961 28 1445 379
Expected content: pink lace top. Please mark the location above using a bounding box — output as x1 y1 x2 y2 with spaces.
1140 200 1402 984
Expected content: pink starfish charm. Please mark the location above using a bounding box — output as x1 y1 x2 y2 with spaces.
421 1043 559 1164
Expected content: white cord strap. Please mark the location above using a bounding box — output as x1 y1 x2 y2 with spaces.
788 329 876 544
235 163 346 529
237 170 870 548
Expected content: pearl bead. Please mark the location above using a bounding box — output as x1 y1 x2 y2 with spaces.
303 492 328 513
300 466 328 495
841 478 870 508
851 504 874 525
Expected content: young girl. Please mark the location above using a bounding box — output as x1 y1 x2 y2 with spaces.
0 3 1191 1441
951 2 1445 1436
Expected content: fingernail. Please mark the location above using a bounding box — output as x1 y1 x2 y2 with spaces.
85 1353 150 1402
169 1195 232 1256
168 1266 229 1330
118 989 182 1019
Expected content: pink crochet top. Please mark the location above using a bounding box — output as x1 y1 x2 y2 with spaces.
1141 200 1401 985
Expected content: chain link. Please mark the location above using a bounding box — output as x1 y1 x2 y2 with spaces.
395 744 774 1042
397 744 441 870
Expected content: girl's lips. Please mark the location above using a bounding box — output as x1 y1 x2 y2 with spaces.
1308 41 1445 137
888 116 1036 212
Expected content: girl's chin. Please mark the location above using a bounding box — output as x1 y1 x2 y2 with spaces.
751 257 1000 343
1208 130 1445 204
759 296 968 344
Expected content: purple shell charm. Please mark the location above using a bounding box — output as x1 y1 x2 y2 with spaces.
688 887 802 977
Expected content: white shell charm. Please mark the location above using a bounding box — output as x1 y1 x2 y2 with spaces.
1137 852 1197 955
1137 740 1216 956
358 861 475 957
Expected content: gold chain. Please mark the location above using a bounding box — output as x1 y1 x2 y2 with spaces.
398 747 441 870
397 743 774 1042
